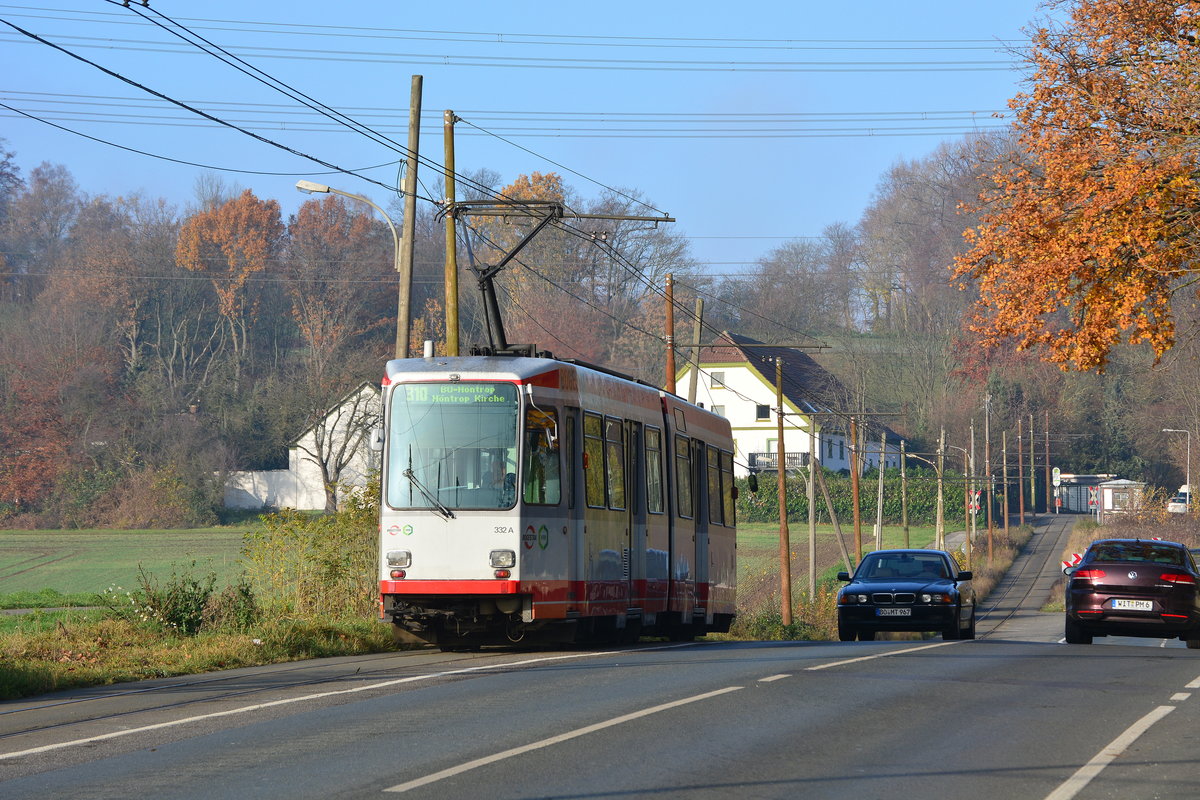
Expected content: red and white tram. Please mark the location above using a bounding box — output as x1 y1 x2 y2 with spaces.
377 354 737 649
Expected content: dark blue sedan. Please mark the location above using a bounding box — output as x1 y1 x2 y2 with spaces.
836 549 975 641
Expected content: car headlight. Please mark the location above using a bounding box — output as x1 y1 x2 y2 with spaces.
921 592 951 604
490 549 516 569
386 550 411 568
839 593 869 605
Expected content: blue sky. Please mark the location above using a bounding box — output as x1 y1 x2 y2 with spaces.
0 1 1051 273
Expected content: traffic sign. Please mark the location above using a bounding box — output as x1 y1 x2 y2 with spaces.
1052 467 1061 487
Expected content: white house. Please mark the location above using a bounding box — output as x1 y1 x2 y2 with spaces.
224 382 382 511
674 331 902 478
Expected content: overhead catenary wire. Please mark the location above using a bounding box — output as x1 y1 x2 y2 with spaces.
0 16 398 193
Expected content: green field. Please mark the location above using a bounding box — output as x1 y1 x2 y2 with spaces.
0 521 938 606
0 528 249 598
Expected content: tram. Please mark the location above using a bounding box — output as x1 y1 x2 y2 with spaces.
376 353 738 649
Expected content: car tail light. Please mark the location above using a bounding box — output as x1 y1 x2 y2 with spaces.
1073 568 1106 580
1159 573 1196 585
390 569 406 579
1162 613 1189 620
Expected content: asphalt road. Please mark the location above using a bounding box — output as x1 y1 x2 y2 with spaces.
3 514 1199 800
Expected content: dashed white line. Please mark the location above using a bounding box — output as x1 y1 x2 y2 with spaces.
1043 705 1175 800
0 645 693 761
1186 675 1200 690
383 686 744 793
758 674 791 682
1170 692 1191 702
804 640 959 671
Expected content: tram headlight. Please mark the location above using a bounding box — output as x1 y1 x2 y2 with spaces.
490 549 516 569
386 550 412 568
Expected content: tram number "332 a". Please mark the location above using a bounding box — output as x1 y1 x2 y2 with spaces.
494 526 516 534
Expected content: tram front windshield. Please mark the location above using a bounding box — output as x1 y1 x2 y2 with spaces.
387 382 520 510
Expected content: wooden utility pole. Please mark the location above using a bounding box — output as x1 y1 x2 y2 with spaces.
984 394 994 567
851 416 862 562
1045 410 1052 514
808 419 817 597
901 440 910 548
1030 413 1037 518
687 297 704 404
1017 416 1025 524
815 463 853 570
936 430 946 550
395 74 422 359
874 430 886 551
1002 431 1009 542
665 274 676 393
775 358 792 625
443 110 459 356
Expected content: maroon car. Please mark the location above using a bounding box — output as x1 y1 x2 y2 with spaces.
1064 538 1200 647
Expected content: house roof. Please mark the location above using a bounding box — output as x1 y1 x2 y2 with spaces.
694 331 902 443
697 331 850 417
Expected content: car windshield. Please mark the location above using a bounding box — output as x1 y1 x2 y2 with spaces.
1089 542 1184 565
856 553 949 580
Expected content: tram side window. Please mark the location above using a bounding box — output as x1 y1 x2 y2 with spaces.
645 426 664 514
721 450 736 524
707 444 723 525
584 413 605 508
606 417 626 510
675 433 693 519
523 408 561 505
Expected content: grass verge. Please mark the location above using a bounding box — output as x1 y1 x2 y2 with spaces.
0 615 399 700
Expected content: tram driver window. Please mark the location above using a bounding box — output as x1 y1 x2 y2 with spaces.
523 408 561 505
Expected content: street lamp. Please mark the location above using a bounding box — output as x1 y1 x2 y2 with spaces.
295 180 405 354
1163 428 1191 510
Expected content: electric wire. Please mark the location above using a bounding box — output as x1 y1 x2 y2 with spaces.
0 6 1032 52
0 101 404 177
0 16 397 193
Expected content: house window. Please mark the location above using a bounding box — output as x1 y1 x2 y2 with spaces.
711 371 725 389
755 404 771 421
711 405 726 417
839 439 845 460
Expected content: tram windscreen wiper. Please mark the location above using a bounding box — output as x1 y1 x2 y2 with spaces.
402 468 455 520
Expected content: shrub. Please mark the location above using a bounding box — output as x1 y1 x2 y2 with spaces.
103 562 216 635
101 466 218 529
242 477 379 619
202 575 261 632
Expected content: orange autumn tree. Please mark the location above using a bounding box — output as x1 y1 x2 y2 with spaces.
954 0 1200 371
176 190 284 377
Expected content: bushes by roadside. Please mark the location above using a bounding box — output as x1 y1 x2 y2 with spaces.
0 478 391 701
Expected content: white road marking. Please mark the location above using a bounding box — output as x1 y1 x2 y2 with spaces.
1186 675 1200 689
0 645 693 761
804 640 959 671
1170 692 1191 702
383 686 744 793
758 674 790 682
1043 705 1175 800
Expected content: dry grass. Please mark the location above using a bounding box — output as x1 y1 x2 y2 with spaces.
0 615 398 700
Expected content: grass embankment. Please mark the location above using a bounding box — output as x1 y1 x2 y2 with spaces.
1042 510 1200 612
1 497 401 700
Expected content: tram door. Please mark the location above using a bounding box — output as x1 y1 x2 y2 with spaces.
564 408 584 613
626 420 646 613
692 438 710 610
